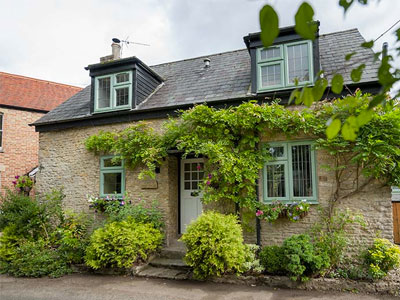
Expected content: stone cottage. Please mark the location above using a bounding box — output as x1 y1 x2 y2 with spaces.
0 72 81 194
33 25 398 247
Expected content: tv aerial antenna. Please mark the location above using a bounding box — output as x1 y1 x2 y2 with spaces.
112 36 150 56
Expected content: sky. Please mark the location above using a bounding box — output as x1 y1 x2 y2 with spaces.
0 0 399 88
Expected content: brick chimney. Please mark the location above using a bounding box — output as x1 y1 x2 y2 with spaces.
100 40 121 63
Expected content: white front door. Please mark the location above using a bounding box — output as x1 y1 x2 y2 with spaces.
180 158 204 233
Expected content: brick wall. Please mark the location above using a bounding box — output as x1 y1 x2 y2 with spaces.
0 107 44 194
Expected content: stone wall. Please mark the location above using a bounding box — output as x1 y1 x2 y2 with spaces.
37 119 179 246
244 134 394 248
0 107 44 194
37 120 394 249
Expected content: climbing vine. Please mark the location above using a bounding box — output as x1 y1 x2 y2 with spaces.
85 91 400 217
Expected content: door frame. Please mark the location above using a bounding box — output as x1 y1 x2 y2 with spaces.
178 155 204 234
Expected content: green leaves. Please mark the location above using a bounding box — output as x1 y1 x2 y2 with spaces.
341 115 358 141
300 86 314 107
339 0 354 12
361 40 374 48
378 56 396 87
294 2 318 40
331 74 344 94
312 77 328 101
326 118 341 140
351 64 365 82
259 5 279 47
345 52 356 61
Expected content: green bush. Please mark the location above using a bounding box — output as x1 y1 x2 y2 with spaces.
53 211 92 264
0 225 21 265
242 244 264 274
282 234 330 282
363 238 400 280
259 245 286 275
180 211 248 279
0 190 65 239
84 218 163 269
4 240 71 278
105 200 164 229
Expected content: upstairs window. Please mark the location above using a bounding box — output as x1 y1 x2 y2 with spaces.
263 141 317 203
94 71 132 112
257 41 313 92
100 156 125 198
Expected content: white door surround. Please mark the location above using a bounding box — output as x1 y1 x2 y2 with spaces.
180 158 204 233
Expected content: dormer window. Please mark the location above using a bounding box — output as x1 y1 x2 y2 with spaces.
94 71 132 112
256 40 314 92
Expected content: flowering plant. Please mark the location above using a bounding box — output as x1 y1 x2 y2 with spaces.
256 199 310 222
12 175 34 195
87 194 128 213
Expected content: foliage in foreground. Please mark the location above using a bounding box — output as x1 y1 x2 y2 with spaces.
84 218 163 269
260 234 330 282
180 211 249 279
0 190 90 277
363 238 400 280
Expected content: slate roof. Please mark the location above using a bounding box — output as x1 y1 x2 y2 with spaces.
34 28 380 126
0 72 82 112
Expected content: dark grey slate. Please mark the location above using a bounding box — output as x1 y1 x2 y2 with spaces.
33 29 380 126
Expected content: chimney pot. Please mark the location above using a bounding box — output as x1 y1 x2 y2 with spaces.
204 58 210 68
112 42 121 60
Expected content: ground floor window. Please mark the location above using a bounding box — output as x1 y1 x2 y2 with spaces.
100 156 125 197
263 141 317 203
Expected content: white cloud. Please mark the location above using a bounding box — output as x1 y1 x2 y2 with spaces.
0 0 398 89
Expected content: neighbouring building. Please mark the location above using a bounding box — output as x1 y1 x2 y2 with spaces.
33 25 399 247
0 72 82 194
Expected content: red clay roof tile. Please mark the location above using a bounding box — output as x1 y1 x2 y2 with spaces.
0 72 82 112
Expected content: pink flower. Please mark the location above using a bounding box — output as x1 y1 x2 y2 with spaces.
206 180 211 185
196 165 201 170
296 207 300 211
12 181 17 185
121 201 125 205
208 173 212 179
15 175 20 179
272 207 276 211
256 210 264 217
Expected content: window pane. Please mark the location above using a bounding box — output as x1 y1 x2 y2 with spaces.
103 172 122 194
260 47 281 60
0 131 2 148
291 144 313 197
184 182 191 190
261 64 282 87
103 158 122 168
98 77 111 108
116 87 129 106
184 172 190 180
0 114 3 130
269 146 284 158
266 164 286 197
116 73 129 83
287 43 310 83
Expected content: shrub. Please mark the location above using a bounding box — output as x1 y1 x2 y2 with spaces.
242 244 264 274
282 234 330 282
259 245 286 275
180 211 248 279
84 218 163 269
311 207 365 268
0 190 65 239
53 211 92 264
105 200 164 229
0 225 21 265
4 240 71 278
363 238 400 280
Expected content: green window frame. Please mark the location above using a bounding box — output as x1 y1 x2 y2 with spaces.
256 40 314 93
94 71 132 113
263 141 318 203
100 156 125 198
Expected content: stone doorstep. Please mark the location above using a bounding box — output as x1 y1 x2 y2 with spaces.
135 265 191 280
149 257 190 270
159 247 186 259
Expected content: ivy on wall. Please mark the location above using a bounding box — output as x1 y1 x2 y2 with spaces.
85 91 400 216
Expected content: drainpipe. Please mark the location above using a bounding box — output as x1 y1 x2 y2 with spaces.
255 178 261 247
